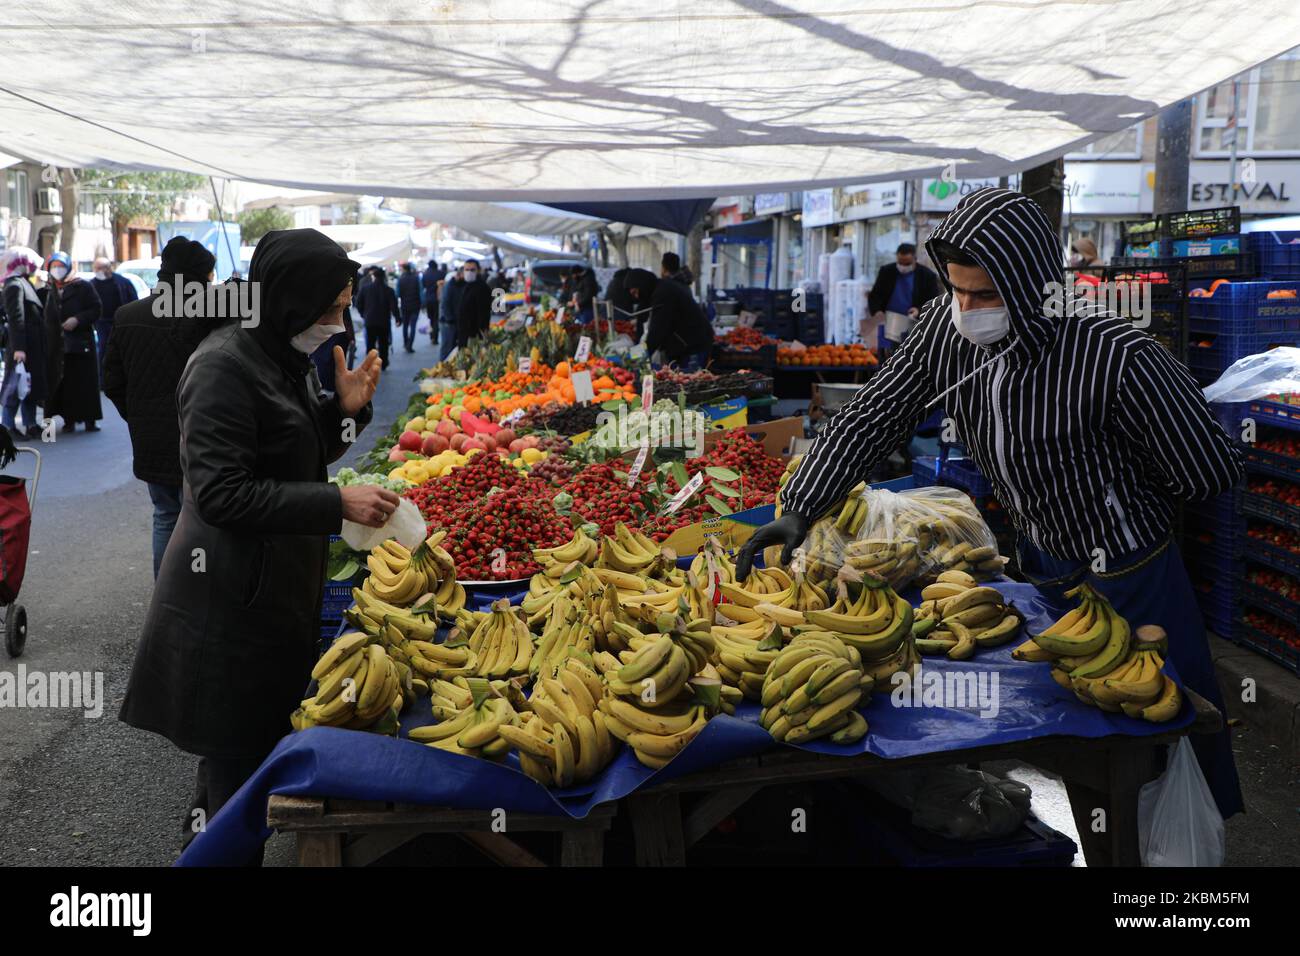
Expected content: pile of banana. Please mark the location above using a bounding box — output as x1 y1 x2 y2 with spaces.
689 539 736 586
409 677 522 759
716 567 830 624
291 634 405 735
520 561 603 626
710 619 784 700
596 522 679 579
530 592 596 679
1013 586 1182 723
759 632 871 745
504 658 618 786
461 599 535 679
797 573 922 687
532 528 599 575
361 533 467 616
915 572 1023 660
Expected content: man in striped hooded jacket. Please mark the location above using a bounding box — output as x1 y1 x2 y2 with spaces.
739 187 1243 819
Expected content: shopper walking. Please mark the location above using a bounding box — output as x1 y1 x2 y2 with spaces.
455 258 492 350
40 251 103 432
90 256 139 378
422 260 443 345
1 248 48 437
867 242 940 347
438 264 463 361
353 265 399 368
396 261 421 353
103 237 218 578
623 268 713 370
738 188 1244 825
119 228 393 862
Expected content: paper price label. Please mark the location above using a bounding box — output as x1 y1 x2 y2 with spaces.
642 374 654 412
664 471 705 515
571 369 595 404
503 408 526 425
627 442 650 488
518 356 532 374
525 312 535 327
574 335 592 363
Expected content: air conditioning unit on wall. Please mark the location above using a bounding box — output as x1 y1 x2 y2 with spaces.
35 188 61 215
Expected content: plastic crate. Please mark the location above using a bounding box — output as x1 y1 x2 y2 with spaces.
760 315 797 340
912 455 941 486
1186 281 1300 335
1239 490 1300 530
1239 578 1300 625
939 455 994 497
852 807 1077 867
1116 253 1255 280
711 343 776 370
1244 397 1300 431
1247 231 1300 279
794 309 825 345
1163 206 1241 240
1244 534 1300 579
1234 617 1300 675
1243 444 1300 482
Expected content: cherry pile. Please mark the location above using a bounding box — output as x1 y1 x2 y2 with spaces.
1246 476 1300 508
1246 521 1300 555
1246 566 1300 604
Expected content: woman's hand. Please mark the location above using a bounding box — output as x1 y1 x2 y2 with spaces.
13 351 25 364
61 318 78 332
335 346 381 417
339 484 400 528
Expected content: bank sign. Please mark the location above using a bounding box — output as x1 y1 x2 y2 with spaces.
917 175 1020 212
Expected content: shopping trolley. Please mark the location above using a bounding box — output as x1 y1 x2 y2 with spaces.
0 446 41 657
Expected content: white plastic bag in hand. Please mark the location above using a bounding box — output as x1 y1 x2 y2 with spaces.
340 497 427 553
14 362 30 400
1137 738 1224 867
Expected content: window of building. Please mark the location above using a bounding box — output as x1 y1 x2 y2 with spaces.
1195 47 1300 157
6 169 30 218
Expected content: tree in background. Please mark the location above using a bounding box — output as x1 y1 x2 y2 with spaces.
237 205 295 243
74 169 208 259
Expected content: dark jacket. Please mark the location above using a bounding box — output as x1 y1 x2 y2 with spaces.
397 269 421 313
572 270 598 311
441 276 463 329
39 276 101 400
867 261 941 317
422 265 443 311
456 279 492 349
102 282 215 485
120 228 369 759
354 275 399 328
627 270 713 361
2 275 49 403
91 272 139 324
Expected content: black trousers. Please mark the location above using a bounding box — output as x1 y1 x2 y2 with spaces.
184 754 267 865
364 322 390 368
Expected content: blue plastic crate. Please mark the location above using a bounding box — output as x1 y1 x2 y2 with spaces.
1244 398 1300 432
1247 231 1300 280
1186 280 1300 336
1242 444 1300 482
1234 618 1300 675
852 808 1077 867
940 456 994 497
912 455 941 487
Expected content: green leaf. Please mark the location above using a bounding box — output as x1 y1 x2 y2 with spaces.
671 461 690 489
705 495 733 516
705 466 740 481
612 469 630 482
600 399 626 411
328 557 359 581
711 481 741 498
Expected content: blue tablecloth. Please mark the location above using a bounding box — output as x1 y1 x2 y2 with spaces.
178 580 1191 865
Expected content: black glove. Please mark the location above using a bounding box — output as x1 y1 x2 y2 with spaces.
0 426 15 468
735 512 809 581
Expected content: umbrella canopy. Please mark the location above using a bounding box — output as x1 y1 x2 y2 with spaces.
1 2 1296 199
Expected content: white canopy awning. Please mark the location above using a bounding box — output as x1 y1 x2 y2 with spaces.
1 2 1297 200
389 200 606 235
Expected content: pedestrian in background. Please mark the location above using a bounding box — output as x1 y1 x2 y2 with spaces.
396 261 421 353
456 258 492 350
1 247 48 438
569 263 598 324
353 265 398 368
90 257 139 379
40 251 103 432
422 259 443 345
103 237 217 578
867 242 940 347
661 251 694 288
623 268 713 370
439 264 464 361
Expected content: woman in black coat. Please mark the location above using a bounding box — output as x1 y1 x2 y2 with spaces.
40 251 103 431
119 229 398 858
1 249 48 437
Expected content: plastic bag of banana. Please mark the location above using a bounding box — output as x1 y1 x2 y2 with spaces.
803 485 1006 592
1011 586 1183 723
359 532 467 618
913 571 1024 660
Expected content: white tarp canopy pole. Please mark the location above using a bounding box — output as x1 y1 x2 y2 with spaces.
386 200 606 236
1 2 1298 199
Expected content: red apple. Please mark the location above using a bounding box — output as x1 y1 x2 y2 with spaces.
494 428 517 447
462 437 487 452
435 418 459 440
388 445 409 462
422 433 450 456
509 438 527 453
398 430 422 452
449 432 468 451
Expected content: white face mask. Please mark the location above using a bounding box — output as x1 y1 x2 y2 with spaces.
50 266 69 281
290 322 345 354
95 269 110 280
896 262 915 274
463 270 478 282
951 296 1010 346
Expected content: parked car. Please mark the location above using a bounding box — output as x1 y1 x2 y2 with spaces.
527 258 589 303
117 257 160 291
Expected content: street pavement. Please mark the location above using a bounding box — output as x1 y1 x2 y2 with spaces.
0 323 1294 867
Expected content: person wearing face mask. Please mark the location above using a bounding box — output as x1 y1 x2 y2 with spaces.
455 258 493 350
867 242 941 347
1 247 49 437
737 188 1245 831
1069 236 1102 269
119 229 392 861
89 256 139 380
103 237 219 578
438 264 464 361
39 251 103 432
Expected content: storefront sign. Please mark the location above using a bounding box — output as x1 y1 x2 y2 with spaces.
1187 160 1300 214
916 175 1020 212
840 181 905 220
802 188 835 227
754 193 790 216
1062 162 1145 215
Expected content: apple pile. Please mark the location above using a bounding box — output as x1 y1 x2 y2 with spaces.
388 407 550 485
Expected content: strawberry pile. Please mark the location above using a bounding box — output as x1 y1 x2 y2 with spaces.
1246 566 1300 604
561 462 652 536
1246 476 1300 508
1246 521 1300 555
1242 608 1300 650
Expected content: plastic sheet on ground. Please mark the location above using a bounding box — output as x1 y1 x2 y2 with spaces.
177 580 1192 866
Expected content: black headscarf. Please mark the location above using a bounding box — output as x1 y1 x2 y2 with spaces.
622 268 657 300
247 229 359 372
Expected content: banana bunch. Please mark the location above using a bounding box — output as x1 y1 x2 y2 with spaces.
532 528 599 575
603 613 716 709
711 619 785 700
596 522 672 577
379 618 480 683
521 561 603 627
291 635 404 735
599 696 712 771
759 633 871 745
717 567 805 627
501 658 618 786
688 540 736 586
409 677 522 759
530 592 596 679
797 573 921 685
464 599 535 679
914 571 1022 659
1015 591 1182 723
681 572 716 625
830 482 870 536
362 534 467 614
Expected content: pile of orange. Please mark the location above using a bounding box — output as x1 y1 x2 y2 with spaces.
777 343 878 367
428 359 639 418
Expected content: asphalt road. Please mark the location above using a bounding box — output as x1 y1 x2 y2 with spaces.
0 324 1293 867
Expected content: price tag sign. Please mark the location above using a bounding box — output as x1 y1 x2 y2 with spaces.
518 356 532 374
627 442 650 488
571 370 595 404
525 312 535 327
574 335 592 363
663 471 705 515
503 408 526 426
641 374 654 412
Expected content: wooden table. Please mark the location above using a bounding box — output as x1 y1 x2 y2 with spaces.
267 690 1219 867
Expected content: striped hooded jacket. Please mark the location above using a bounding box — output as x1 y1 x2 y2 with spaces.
781 188 1242 562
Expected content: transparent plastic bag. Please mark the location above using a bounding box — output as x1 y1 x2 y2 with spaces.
1202 346 1300 404
1137 738 1225 867
340 497 427 553
802 485 1003 590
